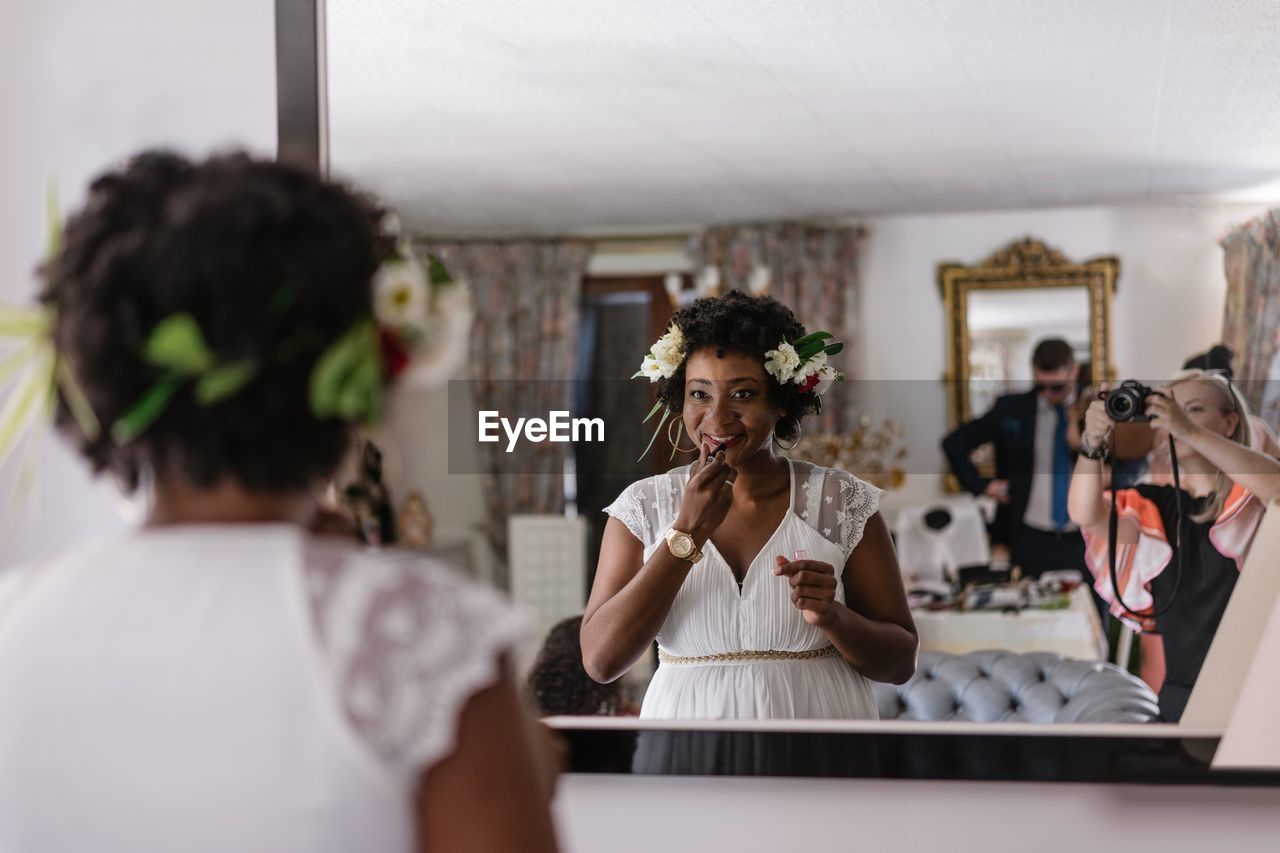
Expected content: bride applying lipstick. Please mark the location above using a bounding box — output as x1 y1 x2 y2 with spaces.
581 291 917 720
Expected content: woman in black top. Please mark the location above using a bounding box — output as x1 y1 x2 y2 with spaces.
1068 371 1280 722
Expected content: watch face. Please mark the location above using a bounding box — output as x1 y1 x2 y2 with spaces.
669 532 694 558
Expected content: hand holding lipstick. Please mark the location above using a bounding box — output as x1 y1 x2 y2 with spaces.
671 442 737 545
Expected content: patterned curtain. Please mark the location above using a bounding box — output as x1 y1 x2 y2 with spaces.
427 239 590 587
1221 210 1280 429
688 223 866 431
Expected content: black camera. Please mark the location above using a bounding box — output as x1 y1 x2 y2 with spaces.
1105 380 1156 422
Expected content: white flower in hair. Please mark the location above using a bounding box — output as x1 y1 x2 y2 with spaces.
636 324 685 382
372 252 430 332
640 354 667 382
651 326 684 369
814 364 842 396
796 349 827 380
764 342 801 383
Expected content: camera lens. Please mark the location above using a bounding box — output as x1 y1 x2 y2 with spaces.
1106 388 1140 421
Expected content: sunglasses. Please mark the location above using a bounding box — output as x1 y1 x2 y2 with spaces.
1034 382 1070 393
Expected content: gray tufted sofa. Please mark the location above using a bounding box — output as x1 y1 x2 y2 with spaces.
871 650 1160 723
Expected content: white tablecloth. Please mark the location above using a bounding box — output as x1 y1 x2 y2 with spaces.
911 587 1107 661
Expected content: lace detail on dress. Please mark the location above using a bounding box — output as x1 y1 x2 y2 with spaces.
602 479 655 545
302 542 528 778
603 471 688 548
835 473 882 555
791 461 883 560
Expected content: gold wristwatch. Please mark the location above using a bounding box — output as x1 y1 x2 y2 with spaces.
665 527 704 564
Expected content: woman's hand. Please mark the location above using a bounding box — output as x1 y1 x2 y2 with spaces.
774 556 838 626
1081 398 1114 453
672 447 735 544
1145 388 1198 441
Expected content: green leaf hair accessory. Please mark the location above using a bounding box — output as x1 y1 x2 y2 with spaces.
143 314 216 374
309 319 385 425
110 313 263 445
636 398 673 463
630 324 687 461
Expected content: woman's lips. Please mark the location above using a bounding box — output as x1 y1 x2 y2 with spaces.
704 435 743 451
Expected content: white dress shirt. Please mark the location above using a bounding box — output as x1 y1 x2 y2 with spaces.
1023 393 1078 532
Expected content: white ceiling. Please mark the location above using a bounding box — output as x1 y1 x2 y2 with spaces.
327 0 1280 234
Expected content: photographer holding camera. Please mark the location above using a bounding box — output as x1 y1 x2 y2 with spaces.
1068 370 1280 721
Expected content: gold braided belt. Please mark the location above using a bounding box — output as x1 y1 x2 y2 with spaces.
657 646 839 665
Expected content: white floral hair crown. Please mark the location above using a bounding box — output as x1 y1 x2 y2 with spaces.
631 323 844 460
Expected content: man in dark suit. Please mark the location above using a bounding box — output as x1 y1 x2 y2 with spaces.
942 338 1084 579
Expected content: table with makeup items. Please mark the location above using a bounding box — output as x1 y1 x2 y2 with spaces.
907 575 1108 661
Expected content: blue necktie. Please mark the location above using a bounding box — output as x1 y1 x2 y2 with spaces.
1052 403 1070 529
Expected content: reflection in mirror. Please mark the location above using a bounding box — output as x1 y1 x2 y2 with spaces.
966 288 1090 417
321 1 1280 737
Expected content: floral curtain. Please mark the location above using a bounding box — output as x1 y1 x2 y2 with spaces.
427 239 590 587
688 223 866 431
1221 210 1280 429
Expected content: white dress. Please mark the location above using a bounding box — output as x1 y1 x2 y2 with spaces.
0 525 526 853
605 458 883 720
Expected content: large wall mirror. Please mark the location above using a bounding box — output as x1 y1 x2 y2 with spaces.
275 0 1280 782
941 237 1118 429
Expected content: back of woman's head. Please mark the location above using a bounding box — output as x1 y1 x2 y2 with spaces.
1181 345 1234 378
526 616 627 716
41 150 383 492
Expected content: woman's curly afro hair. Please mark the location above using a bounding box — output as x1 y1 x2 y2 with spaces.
40 149 386 492
654 290 816 441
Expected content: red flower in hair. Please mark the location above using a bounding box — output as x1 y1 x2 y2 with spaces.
798 373 820 394
379 328 411 378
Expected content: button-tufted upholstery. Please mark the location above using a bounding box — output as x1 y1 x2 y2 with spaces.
872 650 1159 723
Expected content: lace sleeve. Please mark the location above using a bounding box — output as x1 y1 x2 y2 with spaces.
806 467 883 561
602 477 660 547
304 543 529 779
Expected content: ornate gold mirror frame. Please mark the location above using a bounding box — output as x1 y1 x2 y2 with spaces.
940 237 1120 430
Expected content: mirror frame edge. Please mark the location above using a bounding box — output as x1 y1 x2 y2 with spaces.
939 236 1120 430
275 0 327 173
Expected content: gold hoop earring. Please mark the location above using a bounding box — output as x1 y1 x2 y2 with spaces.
668 417 697 453
773 423 801 451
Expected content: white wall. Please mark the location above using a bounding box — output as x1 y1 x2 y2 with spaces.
0 0 277 566
859 203 1274 382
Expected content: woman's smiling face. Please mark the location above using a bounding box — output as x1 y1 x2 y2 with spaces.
681 347 783 465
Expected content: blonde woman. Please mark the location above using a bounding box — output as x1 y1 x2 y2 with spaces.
1068 370 1280 721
